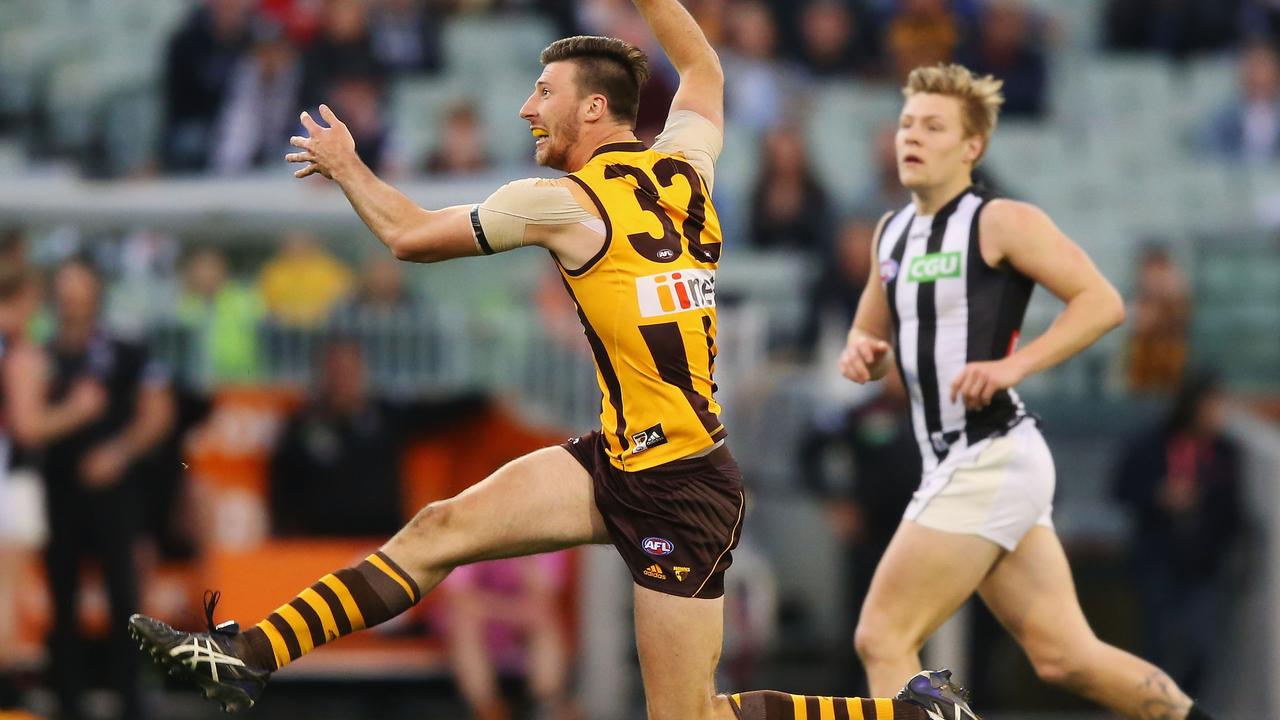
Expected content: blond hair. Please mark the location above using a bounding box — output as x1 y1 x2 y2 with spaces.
903 64 1005 163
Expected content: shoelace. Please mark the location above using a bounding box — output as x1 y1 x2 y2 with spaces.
203 590 224 634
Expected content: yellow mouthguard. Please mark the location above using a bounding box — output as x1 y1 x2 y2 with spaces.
532 129 549 138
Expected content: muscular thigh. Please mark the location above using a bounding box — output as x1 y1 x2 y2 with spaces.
859 520 1003 647
386 446 610 571
633 584 725 720
976 526 1095 655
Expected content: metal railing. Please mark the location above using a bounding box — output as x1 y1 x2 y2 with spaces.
148 304 770 433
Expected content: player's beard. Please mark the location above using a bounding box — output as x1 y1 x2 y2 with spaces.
536 121 580 171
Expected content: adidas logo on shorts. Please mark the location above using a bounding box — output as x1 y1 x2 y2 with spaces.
643 564 667 580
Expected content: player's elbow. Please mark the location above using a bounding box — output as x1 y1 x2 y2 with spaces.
1101 284 1126 330
386 235 416 262
386 233 436 263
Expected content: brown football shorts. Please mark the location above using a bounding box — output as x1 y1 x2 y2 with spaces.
561 431 745 599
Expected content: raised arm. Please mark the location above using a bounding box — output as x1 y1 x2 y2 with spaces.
632 0 724 131
287 105 481 263
950 200 1126 409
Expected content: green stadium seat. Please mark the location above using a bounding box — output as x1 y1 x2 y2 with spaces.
804 81 902 209
442 14 555 86
389 77 471 170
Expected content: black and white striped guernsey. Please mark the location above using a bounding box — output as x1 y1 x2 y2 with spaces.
877 187 1036 471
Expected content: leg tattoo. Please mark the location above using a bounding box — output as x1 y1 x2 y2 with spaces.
1138 670 1192 720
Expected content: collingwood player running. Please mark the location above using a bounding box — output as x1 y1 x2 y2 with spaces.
840 64 1217 720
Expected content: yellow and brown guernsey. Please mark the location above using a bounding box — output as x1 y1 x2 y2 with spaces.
561 141 725 471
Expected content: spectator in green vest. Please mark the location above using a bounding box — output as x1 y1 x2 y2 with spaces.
176 246 264 383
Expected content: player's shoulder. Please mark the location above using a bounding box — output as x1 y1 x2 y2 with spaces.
497 176 573 191
870 210 896 250
979 198 1054 236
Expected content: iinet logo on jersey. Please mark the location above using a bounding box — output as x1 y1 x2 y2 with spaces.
636 269 716 318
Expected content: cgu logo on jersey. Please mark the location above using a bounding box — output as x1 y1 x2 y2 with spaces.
907 252 962 283
642 537 676 556
636 269 715 318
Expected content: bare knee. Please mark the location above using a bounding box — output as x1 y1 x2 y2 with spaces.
854 613 919 666
1024 637 1094 691
385 500 457 570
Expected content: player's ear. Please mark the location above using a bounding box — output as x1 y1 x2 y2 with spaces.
583 94 608 123
963 135 984 165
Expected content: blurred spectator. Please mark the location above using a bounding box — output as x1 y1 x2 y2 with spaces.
0 267 62 711
796 0 882 78
258 232 355 327
133 383 212 565
797 371 919 689
331 254 418 325
162 0 253 172
300 0 387 110
959 0 1047 119
1125 244 1191 393
331 76 394 172
720 0 802 131
1198 42 1280 163
534 267 591 355
259 0 325 45
211 19 303 175
0 228 28 268
426 102 493 175
748 125 833 251
1104 0 1242 57
369 0 444 75
441 554 579 720
852 122 912 216
327 254 425 379
1113 373 1244 695
42 258 175 720
269 340 487 536
885 0 964 81
687 0 732 46
176 246 264 382
798 217 874 355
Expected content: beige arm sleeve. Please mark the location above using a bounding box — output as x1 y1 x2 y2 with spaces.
650 109 724 193
471 178 600 254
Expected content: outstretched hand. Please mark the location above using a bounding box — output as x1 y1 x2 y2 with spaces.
286 104 357 180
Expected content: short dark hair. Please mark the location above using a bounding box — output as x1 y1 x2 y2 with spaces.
540 36 650 125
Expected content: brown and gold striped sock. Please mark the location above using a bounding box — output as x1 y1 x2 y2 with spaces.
233 551 421 671
730 691 927 720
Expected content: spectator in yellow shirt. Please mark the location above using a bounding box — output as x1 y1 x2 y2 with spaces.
258 231 354 326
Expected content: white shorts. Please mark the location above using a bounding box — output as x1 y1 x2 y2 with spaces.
904 419 1055 551
0 467 48 547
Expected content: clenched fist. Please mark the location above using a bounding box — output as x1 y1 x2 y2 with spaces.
839 333 893 384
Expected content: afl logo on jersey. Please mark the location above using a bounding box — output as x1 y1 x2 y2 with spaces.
642 537 676 556
880 259 900 283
